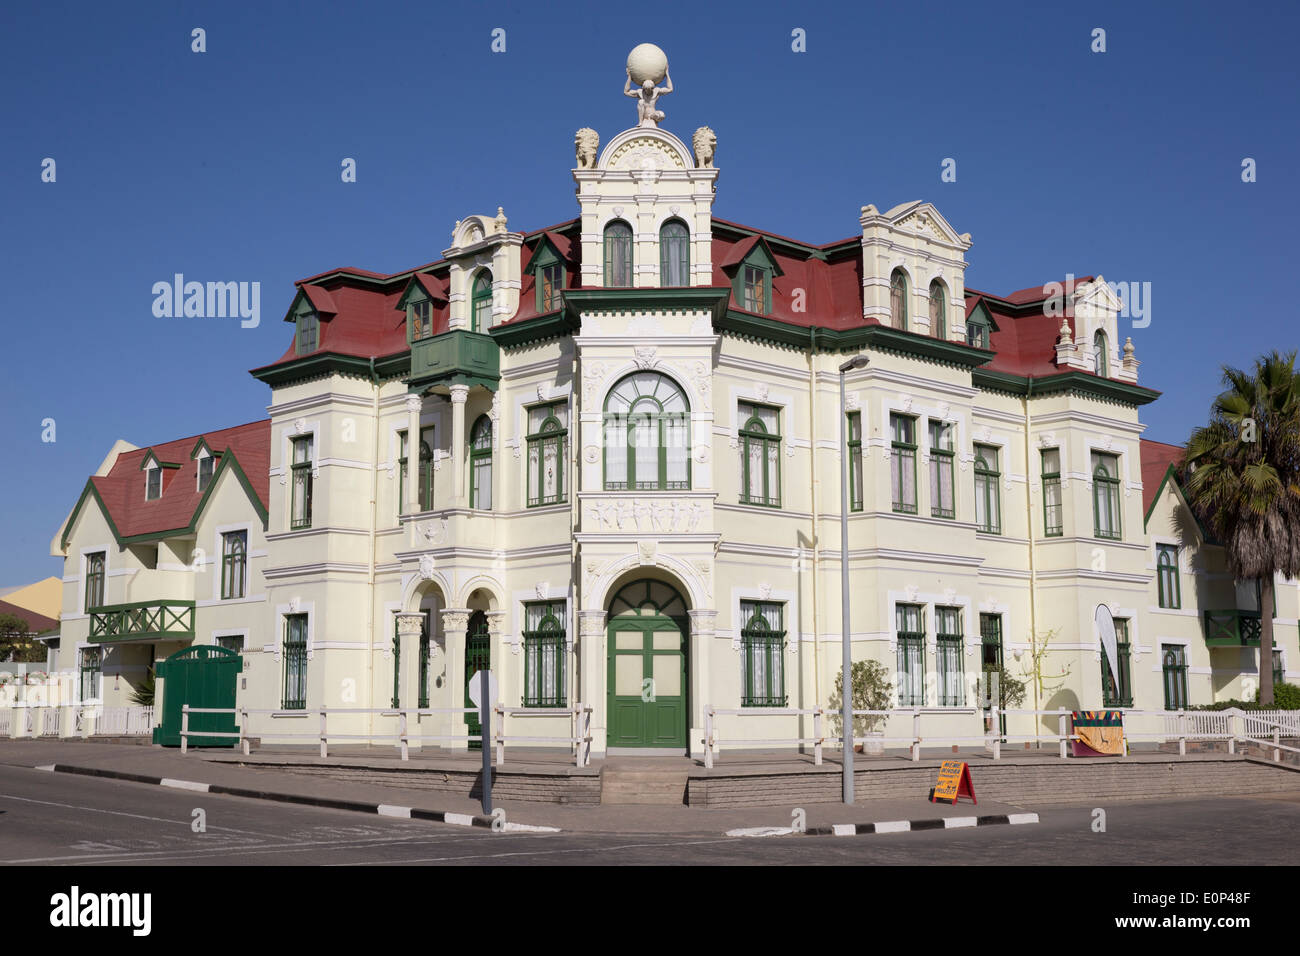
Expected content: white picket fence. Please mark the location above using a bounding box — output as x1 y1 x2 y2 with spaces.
0 704 156 738
95 705 156 735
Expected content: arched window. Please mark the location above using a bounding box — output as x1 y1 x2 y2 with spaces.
471 271 493 333
929 280 946 338
1093 330 1109 377
890 269 908 330
1091 451 1120 540
660 219 689 287
604 220 633 287
469 415 492 509
603 372 690 491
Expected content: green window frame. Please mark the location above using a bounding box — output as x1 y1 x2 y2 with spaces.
1041 448 1063 536
980 613 1003 671
408 298 433 342
739 401 781 507
966 315 989 349
1101 618 1132 708
603 220 633 287
216 634 244 654
847 412 863 512
290 436 313 530
1091 451 1121 540
221 530 247 600
896 604 925 707
197 454 214 492
928 420 955 519
740 601 787 707
84 551 105 611
296 311 319 355
469 415 493 510
1162 644 1189 710
526 402 568 507
936 607 965 707
890 414 918 514
929 280 946 338
79 647 101 702
398 427 435 513
539 263 563 312
742 265 769 314
890 269 908 330
523 601 566 707
282 614 308 710
471 271 493 333
146 465 162 500
660 219 689 287
974 444 1001 534
1094 330 1109 378
1157 544 1181 609
602 372 691 491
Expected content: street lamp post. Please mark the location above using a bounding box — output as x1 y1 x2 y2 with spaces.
838 354 870 804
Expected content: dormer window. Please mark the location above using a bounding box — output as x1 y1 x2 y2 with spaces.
471 271 493 333
296 311 319 355
743 266 767 313
890 269 908 330
539 263 563 311
197 452 214 492
726 237 781 316
966 314 990 349
410 299 433 341
146 463 162 500
660 220 689 287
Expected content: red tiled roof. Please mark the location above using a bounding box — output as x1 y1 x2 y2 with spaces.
0 600 58 634
84 420 270 541
1140 438 1186 513
300 284 338 315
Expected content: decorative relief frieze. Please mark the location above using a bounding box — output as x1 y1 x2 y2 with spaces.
584 497 706 533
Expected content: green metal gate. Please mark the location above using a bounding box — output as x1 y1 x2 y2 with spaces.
153 645 242 747
464 611 491 750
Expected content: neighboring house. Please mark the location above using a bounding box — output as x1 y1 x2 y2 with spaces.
50 422 269 705
47 81 1300 754
0 599 59 665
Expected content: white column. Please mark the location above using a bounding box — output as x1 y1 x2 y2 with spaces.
395 612 424 749
441 608 470 749
688 609 717 758
449 385 469 505
405 394 422 515
578 609 606 755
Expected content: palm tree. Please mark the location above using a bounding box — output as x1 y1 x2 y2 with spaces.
1183 350 1300 705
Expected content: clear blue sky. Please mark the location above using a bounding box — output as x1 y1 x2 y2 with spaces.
1 0 1297 586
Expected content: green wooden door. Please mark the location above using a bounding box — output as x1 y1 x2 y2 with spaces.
464 611 491 750
606 581 688 749
153 645 242 747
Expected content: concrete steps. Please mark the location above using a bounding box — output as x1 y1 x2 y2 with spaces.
600 768 689 805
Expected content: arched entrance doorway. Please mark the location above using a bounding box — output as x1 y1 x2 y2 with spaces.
464 609 491 750
606 579 689 749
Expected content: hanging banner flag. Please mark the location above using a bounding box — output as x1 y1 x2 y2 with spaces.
1096 604 1119 690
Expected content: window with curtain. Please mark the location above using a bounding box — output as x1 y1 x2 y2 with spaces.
146 464 162 500
974 444 1001 534
966 315 989 349
890 269 908 329
890 414 917 514
526 402 568 507
603 372 690 491
847 412 863 512
896 604 925 707
660 220 689 287
1092 451 1121 540
409 299 433 341
739 402 781 507
471 271 493 332
469 415 493 510
929 280 946 338
85 552 105 610
936 607 964 707
524 601 566 707
742 265 767 313
1101 618 1132 707
398 427 434 513
740 601 786 707
1157 544 1181 608
604 221 633 287
283 614 308 710
929 420 955 519
221 530 247 600
290 436 313 529
1042 448 1063 536
1162 644 1188 710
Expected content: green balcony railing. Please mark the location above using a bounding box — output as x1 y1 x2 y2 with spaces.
1203 609 1263 647
409 330 499 390
89 600 195 643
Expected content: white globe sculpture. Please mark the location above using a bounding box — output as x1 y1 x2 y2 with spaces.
627 43 668 86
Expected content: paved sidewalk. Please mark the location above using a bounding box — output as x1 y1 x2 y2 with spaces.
0 740 1027 836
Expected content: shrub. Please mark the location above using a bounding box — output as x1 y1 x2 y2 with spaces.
827 660 894 738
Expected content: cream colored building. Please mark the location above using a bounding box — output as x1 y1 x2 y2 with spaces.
50 102 1299 755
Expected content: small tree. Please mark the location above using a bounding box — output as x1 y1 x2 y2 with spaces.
983 664 1027 710
827 660 894 739
0 613 46 663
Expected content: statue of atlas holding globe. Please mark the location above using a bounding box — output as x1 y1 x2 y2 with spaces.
624 42 673 128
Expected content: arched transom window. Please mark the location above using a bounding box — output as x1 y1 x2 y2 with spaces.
603 372 690 491
929 280 946 338
1094 330 1109 378
660 219 689 287
604 220 633 288
890 269 909 330
471 271 493 333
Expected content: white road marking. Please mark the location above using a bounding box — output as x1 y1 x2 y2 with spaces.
725 826 796 837
329 838 743 866
831 824 856 836
444 812 475 827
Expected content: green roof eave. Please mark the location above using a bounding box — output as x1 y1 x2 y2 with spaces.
489 310 582 349
249 351 411 388
715 312 996 367
972 369 1161 406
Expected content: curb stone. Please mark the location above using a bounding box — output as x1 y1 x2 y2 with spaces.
33 763 560 833
727 812 1039 838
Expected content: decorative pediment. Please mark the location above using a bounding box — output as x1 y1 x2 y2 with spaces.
596 128 693 173
522 234 568 276
1073 275 1123 313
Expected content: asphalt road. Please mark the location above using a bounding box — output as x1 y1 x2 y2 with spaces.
2 763 1297 866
